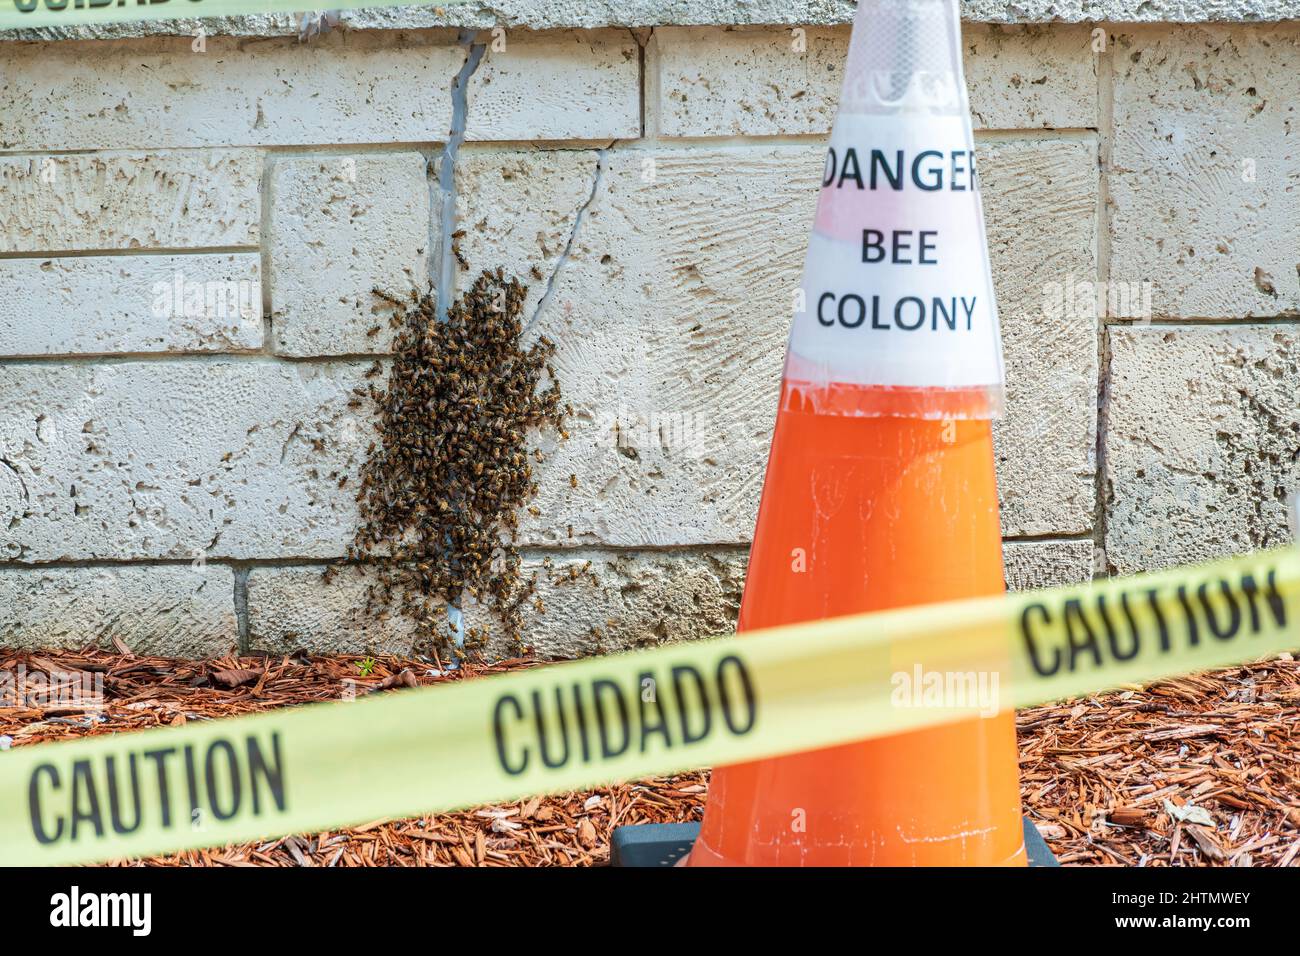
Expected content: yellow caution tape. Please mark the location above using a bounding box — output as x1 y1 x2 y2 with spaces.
1 546 1297 866
0 0 473 32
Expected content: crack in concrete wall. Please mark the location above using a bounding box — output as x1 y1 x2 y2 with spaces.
0 458 27 497
526 149 608 336
435 29 487 324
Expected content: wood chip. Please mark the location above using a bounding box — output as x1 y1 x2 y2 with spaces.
209 667 262 689
1019 659 1300 868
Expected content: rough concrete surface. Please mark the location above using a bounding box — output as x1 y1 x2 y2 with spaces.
3 13 1298 657
1106 326 1300 574
0 361 375 562
0 564 237 656
1108 25 1300 319
466 29 641 141
0 151 261 253
982 137 1100 536
0 28 640 151
246 549 747 658
0 254 262 356
454 146 604 330
1003 539 1096 591
492 145 813 548
649 23 1098 136
270 153 433 356
247 540 1095 656
2 0 1293 43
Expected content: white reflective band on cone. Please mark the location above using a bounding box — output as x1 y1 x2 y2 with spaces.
786 0 1006 417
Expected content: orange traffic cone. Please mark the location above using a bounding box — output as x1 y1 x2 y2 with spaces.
688 0 1026 866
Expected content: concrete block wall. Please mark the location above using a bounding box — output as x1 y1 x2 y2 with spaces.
1 7 1296 658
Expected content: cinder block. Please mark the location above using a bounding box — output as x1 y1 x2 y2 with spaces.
1003 540 1095 591
466 29 641 141
647 24 1097 137
0 151 260 253
1105 326 1300 574
1109 25 1300 318
269 153 432 356
0 564 237 657
245 548 747 658
0 361 374 562
0 254 262 356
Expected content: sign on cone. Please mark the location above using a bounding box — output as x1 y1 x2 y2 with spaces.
688 0 1026 866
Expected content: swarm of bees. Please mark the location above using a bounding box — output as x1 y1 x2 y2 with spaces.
339 268 569 657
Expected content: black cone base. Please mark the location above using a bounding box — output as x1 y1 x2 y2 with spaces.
609 816 1059 868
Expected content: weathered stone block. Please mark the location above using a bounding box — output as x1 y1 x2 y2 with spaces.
0 33 462 150
0 564 236 656
1003 539 1095 591
983 137 1100 536
496 146 815 547
455 140 1098 543
245 548 746 659
0 361 373 562
454 147 603 322
1106 326 1300 574
466 29 641 141
648 24 1097 136
1109 25 1300 318
0 254 262 356
0 28 634 149
270 153 432 356
0 152 260 253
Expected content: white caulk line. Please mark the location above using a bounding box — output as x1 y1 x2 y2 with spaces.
436 29 486 323
523 148 608 337
435 29 486 655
